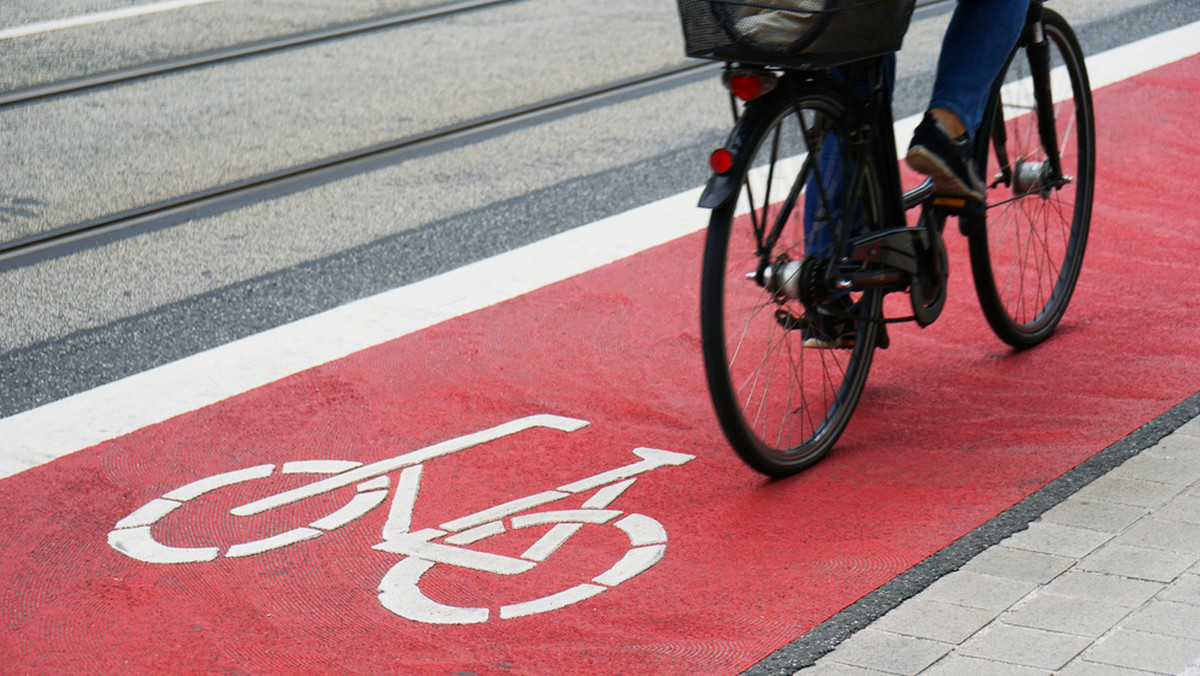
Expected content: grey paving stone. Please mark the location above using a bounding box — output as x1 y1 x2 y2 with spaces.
957 624 1091 670
1157 573 1200 605
920 571 1038 612
960 546 1074 585
1083 629 1200 674
1038 499 1148 534
1057 659 1162 675
1001 592 1132 637
1153 493 1200 526
1115 453 1200 486
870 598 997 645
921 653 1051 676
1078 544 1195 583
1002 522 1114 559
1121 600 1200 640
820 628 949 675
1175 417 1200 439
1111 517 1200 556
1072 476 1182 509
1144 431 1200 455
1041 571 1162 608
794 660 892 675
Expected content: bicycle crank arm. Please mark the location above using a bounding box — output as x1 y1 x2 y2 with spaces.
833 267 907 290
844 224 926 277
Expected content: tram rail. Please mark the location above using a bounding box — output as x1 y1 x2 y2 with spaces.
0 0 523 108
0 0 951 268
0 61 716 269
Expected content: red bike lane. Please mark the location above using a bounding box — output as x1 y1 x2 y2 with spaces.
2 53 1199 675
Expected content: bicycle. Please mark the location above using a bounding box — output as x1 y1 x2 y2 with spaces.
679 0 1095 476
107 414 695 624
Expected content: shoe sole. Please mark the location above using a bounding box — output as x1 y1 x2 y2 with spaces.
801 336 856 350
906 147 985 201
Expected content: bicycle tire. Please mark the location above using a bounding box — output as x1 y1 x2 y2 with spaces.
969 9 1095 348
700 85 884 477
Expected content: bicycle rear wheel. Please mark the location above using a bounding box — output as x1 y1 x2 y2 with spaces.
700 87 884 477
970 9 1095 348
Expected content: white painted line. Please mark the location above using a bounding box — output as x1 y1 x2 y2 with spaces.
1 21 1199 481
498 583 606 619
510 509 622 529
162 464 274 501
229 415 585 517
107 525 220 563
281 459 362 475
380 466 424 541
378 557 490 625
558 448 695 494
444 521 505 546
0 0 223 41
592 544 666 586
582 478 637 509
374 531 535 575
615 513 669 546
520 523 582 561
113 497 182 529
439 490 568 533
225 527 322 558
308 490 388 531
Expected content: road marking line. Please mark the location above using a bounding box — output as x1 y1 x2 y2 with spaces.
1 21 1199 480
0 0 222 41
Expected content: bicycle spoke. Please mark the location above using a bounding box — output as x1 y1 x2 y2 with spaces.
702 85 882 475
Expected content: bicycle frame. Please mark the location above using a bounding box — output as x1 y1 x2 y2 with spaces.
695 0 1093 475
725 0 1065 329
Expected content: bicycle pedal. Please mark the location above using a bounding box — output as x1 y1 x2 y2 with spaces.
930 194 985 217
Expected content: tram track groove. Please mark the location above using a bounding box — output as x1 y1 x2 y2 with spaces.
0 0 952 267
0 0 525 108
0 61 718 269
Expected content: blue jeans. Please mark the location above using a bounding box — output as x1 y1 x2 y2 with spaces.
929 0 1027 139
804 0 1025 257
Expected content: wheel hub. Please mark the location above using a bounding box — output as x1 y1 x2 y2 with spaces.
759 259 804 301
1013 158 1052 197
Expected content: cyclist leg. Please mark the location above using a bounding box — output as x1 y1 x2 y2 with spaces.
908 0 1025 197
804 56 895 258
802 57 894 348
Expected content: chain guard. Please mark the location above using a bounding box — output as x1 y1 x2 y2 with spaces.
910 225 948 327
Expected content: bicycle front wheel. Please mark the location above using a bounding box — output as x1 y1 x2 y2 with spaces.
700 87 884 477
970 9 1095 348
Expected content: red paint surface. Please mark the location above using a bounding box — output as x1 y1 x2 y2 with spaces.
2 57 1199 675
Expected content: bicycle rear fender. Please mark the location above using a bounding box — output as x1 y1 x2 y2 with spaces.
697 115 759 209
697 79 845 210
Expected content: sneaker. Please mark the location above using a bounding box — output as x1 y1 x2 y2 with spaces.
735 8 817 47
802 297 856 349
905 113 986 200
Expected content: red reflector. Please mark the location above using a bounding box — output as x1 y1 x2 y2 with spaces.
710 149 734 174
729 74 764 101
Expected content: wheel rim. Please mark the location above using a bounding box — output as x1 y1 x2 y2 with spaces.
710 97 879 466
983 23 1092 333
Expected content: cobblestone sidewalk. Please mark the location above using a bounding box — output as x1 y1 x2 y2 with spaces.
795 412 1200 675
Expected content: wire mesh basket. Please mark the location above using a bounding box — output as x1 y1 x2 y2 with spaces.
678 0 915 69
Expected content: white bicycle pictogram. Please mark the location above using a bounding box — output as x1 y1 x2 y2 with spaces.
107 414 694 624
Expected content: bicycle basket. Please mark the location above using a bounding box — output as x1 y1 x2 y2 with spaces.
677 0 915 69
